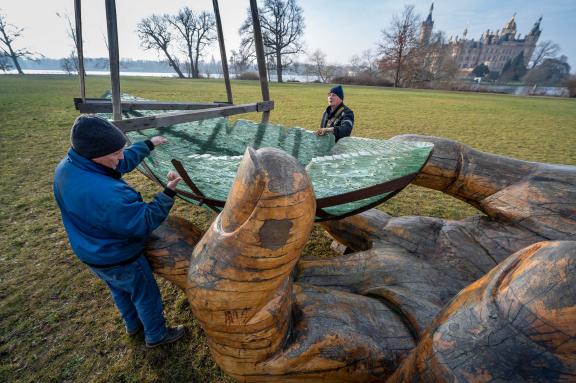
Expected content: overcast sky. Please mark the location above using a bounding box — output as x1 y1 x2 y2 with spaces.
1 0 574 70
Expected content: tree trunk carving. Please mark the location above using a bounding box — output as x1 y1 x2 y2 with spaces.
146 135 575 382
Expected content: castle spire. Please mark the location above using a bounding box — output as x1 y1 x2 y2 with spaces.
420 3 435 45
530 16 543 34
503 13 517 34
528 16 543 40
426 3 434 23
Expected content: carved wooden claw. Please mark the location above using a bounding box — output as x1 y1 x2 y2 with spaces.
146 136 575 382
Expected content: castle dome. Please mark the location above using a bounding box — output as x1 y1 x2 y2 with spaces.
502 14 517 34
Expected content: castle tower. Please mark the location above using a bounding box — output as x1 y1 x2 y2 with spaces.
501 13 517 40
420 3 434 45
526 16 542 42
524 16 543 65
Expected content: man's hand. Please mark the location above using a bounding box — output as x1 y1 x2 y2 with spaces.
150 136 168 147
315 127 333 136
166 171 182 190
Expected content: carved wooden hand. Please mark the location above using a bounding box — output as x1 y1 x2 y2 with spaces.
146 136 575 382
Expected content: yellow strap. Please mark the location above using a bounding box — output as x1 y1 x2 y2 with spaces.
326 105 345 127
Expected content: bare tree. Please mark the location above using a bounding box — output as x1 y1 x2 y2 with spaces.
377 5 420 87
239 0 305 83
351 49 378 74
0 12 34 74
361 49 378 73
137 15 185 78
308 49 332 82
96 32 110 70
412 30 458 82
530 40 560 69
56 12 83 75
167 7 217 78
208 55 221 78
230 46 253 76
61 57 75 75
0 51 11 71
524 55 571 85
350 54 361 73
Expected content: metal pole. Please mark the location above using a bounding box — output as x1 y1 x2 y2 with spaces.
105 0 122 121
250 0 271 124
74 0 86 101
212 0 233 104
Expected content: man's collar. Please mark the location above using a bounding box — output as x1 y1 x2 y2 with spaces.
67 148 122 179
326 103 345 115
329 101 344 111
101 164 122 179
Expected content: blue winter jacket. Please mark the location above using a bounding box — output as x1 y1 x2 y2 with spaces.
53 141 175 267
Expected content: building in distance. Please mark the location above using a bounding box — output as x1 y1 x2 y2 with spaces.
420 4 542 75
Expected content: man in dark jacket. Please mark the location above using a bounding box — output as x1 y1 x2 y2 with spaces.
54 115 185 348
315 85 354 142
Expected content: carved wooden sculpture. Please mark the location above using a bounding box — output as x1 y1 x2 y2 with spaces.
146 135 575 382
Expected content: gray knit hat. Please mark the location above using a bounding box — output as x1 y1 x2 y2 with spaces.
70 115 127 159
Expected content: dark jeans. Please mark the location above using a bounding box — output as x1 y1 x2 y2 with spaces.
90 256 167 343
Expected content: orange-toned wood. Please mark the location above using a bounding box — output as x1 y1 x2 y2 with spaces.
388 241 576 382
145 137 575 382
145 216 203 290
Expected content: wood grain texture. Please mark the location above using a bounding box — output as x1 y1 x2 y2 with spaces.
388 241 576 383
76 99 230 113
322 135 575 283
104 0 121 121
113 103 269 132
144 135 575 382
187 147 316 369
145 216 203 290
392 134 576 239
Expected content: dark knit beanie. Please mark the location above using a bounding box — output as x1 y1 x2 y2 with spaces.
70 115 127 159
329 85 344 100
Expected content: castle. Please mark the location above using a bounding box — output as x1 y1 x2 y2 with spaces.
420 4 542 74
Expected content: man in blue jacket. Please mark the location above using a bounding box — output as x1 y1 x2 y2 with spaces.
315 85 354 142
54 115 185 348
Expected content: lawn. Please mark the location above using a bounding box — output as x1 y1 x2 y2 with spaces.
0 75 574 382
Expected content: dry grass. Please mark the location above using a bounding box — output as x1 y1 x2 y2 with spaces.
0 75 574 382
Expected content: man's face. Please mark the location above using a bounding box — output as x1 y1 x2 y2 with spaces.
91 148 125 169
327 92 342 108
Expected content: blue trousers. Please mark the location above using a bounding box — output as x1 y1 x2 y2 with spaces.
90 256 167 343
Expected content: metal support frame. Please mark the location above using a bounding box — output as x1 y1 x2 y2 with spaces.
105 0 122 121
112 101 274 132
74 0 86 101
212 0 233 104
74 99 232 113
249 0 271 124
74 1 274 130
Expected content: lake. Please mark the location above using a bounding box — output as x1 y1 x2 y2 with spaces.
1 69 316 82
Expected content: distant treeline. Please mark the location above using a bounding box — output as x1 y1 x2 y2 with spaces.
19 58 222 73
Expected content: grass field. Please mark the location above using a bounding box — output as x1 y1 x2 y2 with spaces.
1 75 574 382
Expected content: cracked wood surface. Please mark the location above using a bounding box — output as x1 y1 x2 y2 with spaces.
145 135 575 382
387 241 576 382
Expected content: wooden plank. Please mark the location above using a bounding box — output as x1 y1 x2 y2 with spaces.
104 0 122 121
74 0 86 101
249 0 271 124
212 0 233 104
113 103 273 132
75 99 231 113
256 100 274 112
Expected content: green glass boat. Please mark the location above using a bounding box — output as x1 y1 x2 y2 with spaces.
100 98 433 221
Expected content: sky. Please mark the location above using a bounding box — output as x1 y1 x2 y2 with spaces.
1 0 575 70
